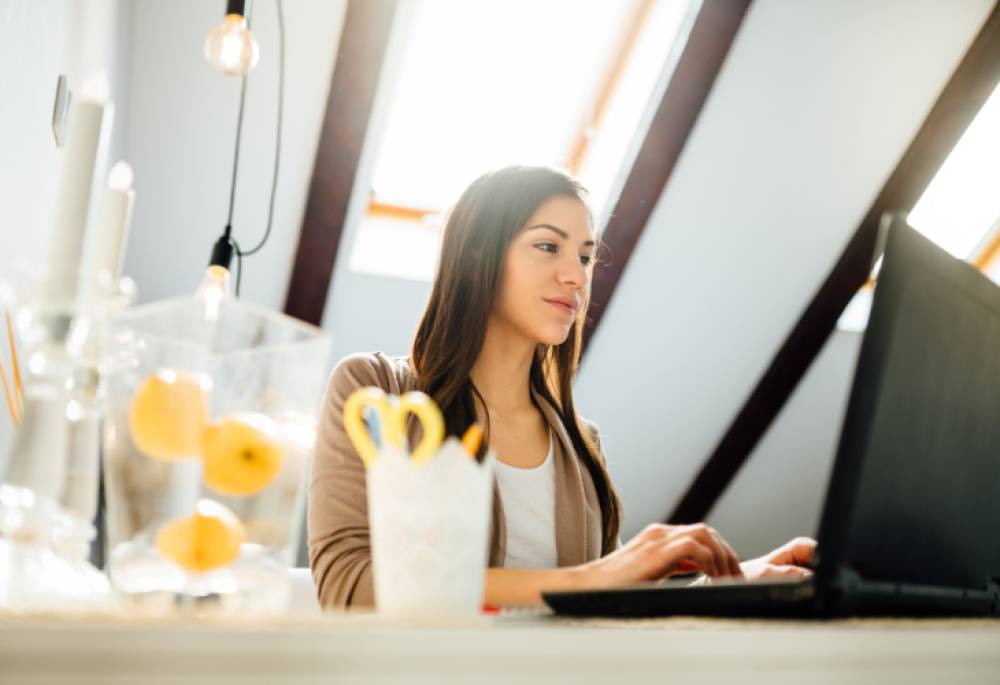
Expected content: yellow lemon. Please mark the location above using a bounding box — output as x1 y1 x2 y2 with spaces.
128 369 211 461
155 499 246 573
201 412 284 496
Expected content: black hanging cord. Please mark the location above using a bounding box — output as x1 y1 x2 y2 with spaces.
239 0 284 258
212 0 285 297
224 71 249 236
229 236 244 296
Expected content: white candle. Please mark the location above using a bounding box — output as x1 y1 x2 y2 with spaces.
44 73 113 310
83 161 134 302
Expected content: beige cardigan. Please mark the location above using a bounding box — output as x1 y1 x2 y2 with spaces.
308 351 608 609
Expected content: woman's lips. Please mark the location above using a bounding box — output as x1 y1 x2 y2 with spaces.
545 299 576 315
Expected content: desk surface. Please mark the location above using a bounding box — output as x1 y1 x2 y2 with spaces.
2 612 999 683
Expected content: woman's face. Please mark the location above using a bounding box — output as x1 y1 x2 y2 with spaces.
493 194 596 346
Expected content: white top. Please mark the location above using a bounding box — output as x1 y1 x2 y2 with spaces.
494 431 558 569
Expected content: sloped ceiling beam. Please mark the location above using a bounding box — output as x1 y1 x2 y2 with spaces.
284 0 398 325
668 3 1000 524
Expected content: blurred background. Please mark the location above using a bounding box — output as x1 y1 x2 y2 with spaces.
1 0 997 558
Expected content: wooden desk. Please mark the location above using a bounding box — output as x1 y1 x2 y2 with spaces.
1 612 998 683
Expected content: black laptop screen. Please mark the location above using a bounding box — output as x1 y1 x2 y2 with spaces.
821 222 1000 591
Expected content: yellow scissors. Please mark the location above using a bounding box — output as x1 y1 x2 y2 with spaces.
343 387 445 467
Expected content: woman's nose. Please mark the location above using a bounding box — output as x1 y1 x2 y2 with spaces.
557 255 587 288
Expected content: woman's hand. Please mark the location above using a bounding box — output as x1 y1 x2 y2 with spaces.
738 536 817 581
567 523 744 590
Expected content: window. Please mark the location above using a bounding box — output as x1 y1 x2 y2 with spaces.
838 81 1000 332
908 81 1000 260
349 0 694 281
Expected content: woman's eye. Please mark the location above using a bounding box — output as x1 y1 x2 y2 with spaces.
535 243 592 265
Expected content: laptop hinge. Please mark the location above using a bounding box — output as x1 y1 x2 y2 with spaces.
832 565 864 593
833 566 998 615
988 577 1000 617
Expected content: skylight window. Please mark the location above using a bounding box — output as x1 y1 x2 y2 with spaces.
908 81 1000 259
575 0 691 226
839 81 1000 332
350 0 694 281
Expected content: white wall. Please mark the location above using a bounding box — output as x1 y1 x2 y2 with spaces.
1 0 129 266
121 0 347 311
574 0 995 548
707 329 862 558
0 0 130 452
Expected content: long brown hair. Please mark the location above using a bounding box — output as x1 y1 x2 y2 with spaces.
410 165 622 554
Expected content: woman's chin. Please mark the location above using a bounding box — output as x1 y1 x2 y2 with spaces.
536 324 574 347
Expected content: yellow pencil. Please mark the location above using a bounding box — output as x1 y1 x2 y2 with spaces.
461 423 483 459
5 310 22 412
0 357 17 427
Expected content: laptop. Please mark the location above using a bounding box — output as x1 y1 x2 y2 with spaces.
544 217 1000 618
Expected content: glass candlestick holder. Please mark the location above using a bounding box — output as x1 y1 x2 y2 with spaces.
0 264 134 612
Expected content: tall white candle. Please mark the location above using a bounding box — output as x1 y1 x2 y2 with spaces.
83 161 134 302
45 73 113 309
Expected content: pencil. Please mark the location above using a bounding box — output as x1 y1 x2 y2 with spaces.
5 310 22 412
0 356 17 426
461 423 483 459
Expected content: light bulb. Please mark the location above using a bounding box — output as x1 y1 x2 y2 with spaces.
194 265 232 322
204 14 259 75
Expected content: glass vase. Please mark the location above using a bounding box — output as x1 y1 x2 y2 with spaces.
102 296 330 614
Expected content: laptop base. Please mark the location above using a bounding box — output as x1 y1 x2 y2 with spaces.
542 572 1000 619
543 578 821 619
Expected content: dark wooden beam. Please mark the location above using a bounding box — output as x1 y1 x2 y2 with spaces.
283 0 398 325
582 0 753 353
668 3 1000 524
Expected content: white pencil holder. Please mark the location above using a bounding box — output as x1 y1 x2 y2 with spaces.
367 437 494 618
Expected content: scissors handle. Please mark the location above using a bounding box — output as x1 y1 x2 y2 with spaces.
343 387 392 467
389 392 445 466
343 387 445 467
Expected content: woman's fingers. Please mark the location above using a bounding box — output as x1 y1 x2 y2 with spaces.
788 537 817 567
691 526 727 578
759 562 813 580
708 528 743 577
610 527 816 588
630 523 742 579
770 564 812 580
681 524 742 577
767 536 817 568
665 537 718 577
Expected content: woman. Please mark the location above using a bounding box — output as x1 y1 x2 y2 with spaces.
309 166 815 609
